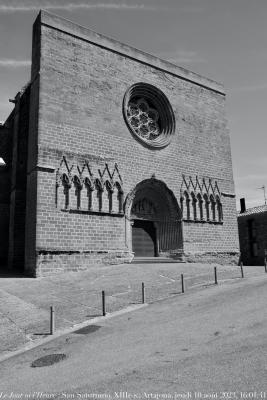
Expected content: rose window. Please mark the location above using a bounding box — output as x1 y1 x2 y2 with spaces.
123 83 176 149
126 99 160 140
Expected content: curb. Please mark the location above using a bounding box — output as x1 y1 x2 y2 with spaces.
0 303 148 364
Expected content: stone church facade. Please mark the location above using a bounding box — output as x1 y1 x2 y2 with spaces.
0 11 239 276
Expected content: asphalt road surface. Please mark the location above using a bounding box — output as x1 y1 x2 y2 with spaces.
0 276 266 398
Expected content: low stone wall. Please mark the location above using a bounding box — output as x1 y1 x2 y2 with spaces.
25 249 240 277
183 251 240 265
30 250 133 277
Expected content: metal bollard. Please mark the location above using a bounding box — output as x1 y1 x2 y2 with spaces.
50 306 55 335
214 267 218 285
141 282 145 304
181 274 185 293
102 290 106 316
240 262 244 278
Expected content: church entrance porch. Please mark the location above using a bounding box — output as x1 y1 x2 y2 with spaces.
125 178 183 260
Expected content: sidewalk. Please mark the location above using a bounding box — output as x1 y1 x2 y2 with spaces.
0 261 265 358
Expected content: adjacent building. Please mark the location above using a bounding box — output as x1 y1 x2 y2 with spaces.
238 198 267 265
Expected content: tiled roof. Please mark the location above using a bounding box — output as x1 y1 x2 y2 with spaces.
238 204 267 217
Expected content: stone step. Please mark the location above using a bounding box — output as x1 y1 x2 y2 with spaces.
132 257 185 264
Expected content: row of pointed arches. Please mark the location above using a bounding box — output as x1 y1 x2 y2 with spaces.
181 191 223 223
57 174 124 214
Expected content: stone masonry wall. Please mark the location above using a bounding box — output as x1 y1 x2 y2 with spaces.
7 86 30 272
25 11 239 275
0 124 12 267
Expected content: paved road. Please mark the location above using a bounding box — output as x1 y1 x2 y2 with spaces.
0 276 266 398
1 262 257 356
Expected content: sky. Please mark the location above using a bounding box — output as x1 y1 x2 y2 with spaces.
0 0 267 210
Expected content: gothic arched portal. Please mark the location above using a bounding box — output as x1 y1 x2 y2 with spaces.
124 178 183 259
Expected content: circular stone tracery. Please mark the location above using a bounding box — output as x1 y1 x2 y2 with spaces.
123 83 176 149
127 98 160 140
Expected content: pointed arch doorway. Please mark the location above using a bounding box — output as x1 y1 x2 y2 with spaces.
125 178 183 260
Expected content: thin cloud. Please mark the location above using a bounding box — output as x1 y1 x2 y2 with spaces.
0 2 159 13
234 156 267 171
236 173 267 182
231 83 267 93
180 5 204 13
0 59 31 67
156 50 206 64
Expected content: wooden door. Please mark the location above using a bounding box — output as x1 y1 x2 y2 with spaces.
132 220 156 257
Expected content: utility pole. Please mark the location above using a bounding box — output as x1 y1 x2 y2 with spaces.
257 185 267 205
